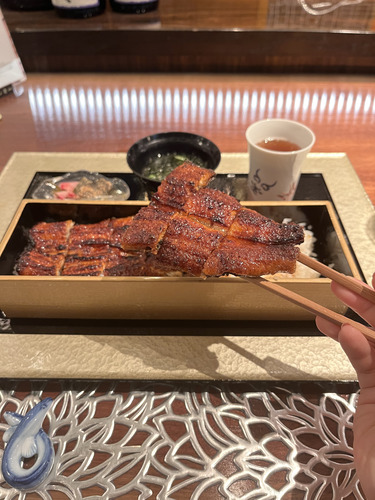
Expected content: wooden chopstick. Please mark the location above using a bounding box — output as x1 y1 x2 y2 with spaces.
242 276 375 344
298 253 375 304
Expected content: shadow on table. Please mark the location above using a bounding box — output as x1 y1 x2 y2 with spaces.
85 334 325 381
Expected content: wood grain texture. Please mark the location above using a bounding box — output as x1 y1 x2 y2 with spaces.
2 0 375 72
0 73 374 204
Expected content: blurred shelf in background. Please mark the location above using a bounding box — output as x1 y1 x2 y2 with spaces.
1 0 375 73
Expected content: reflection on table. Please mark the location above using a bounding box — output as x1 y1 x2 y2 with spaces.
1 73 374 203
0 71 374 499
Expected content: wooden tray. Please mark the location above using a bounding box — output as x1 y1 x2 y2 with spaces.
0 199 360 320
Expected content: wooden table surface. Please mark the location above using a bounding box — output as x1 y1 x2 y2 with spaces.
0 72 374 205
0 72 373 498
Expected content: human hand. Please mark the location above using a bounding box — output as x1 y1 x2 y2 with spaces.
316 273 375 499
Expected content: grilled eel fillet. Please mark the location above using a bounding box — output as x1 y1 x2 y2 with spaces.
16 220 74 276
17 163 304 277
16 216 183 277
16 217 145 276
121 163 304 277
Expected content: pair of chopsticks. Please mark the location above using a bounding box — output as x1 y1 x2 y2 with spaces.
243 253 375 344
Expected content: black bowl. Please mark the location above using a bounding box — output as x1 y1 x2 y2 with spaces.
127 132 221 192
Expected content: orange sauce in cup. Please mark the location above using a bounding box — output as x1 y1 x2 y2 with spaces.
257 138 300 152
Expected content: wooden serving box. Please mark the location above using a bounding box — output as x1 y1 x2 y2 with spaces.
0 199 361 320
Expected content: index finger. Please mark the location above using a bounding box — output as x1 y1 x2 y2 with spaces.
331 274 375 328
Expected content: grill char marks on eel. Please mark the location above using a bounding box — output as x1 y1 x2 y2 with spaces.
17 217 146 277
16 220 74 276
121 163 304 277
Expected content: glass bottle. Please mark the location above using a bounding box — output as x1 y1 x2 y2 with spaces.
109 0 158 14
0 0 52 10
51 0 105 18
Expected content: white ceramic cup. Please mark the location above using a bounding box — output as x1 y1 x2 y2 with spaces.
245 119 315 201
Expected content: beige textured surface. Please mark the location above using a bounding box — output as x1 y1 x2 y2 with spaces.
0 152 373 381
0 334 355 381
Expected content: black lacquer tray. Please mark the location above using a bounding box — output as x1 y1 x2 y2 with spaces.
0 171 364 334
24 171 331 202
